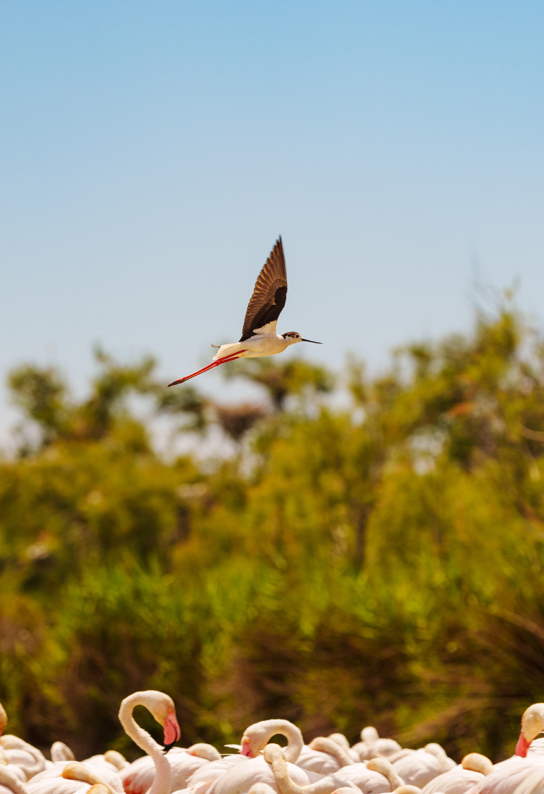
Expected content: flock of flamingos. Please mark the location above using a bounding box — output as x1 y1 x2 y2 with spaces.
0 691 543 794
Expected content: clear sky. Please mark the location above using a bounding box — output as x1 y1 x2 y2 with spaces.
2 1 544 440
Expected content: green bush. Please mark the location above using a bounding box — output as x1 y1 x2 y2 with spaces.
1 306 544 761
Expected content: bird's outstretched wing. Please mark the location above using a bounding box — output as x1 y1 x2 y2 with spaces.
239 237 288 342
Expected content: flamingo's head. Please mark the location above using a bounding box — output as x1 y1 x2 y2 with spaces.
240 735 256 758
188 743 221 761
240 722 273 758
0 704 6 737
240 719 301 761
143 692 181 754
361 726 379 745
516 703 544 757
461 753 493 775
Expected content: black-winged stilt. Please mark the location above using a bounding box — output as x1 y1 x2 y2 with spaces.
168 237 321 387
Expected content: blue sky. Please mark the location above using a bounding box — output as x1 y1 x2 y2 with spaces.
2 1 544 439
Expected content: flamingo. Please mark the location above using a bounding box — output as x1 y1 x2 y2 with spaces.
8 762 120 794
0 701 48 781
121 744 221 794
329 757 404 793
49 742 129 775
238 718 337 780
352 730 401 762
185 720 339 794
458 702 544 794
262 743 358 794
514 704 544 759
390 746 455 789
240 720 305 765
264 746 411 794
463 759 544 793
327 737 351 753
26 760 123 794
50 744 76 764
392 788 423 794
0 737 47 781
326 737 360 764
420 753 493 794
248 786 277 794
202 750 312 794
0 765 38 794
28 690 180 794
0 747 28 784
183 755 249 794
82 753 129 774
296 737 353 775
116 691 181 794
0 709 74 777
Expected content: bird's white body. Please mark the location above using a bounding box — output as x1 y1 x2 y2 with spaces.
213 331 296 362
26 763 123 794
467 756 544 794
421 766 486 794
392 745 456 788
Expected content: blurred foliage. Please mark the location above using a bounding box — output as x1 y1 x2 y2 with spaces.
222 357 334 411
2 306 544 763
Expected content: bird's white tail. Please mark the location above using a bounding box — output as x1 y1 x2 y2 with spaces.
212 342 245 361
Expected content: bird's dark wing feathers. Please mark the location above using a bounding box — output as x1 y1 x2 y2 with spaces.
239 237 288 342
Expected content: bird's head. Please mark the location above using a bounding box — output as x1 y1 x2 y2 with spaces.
143 691 181 753
282 332 322 346
516 703 544 756
240 724 270 758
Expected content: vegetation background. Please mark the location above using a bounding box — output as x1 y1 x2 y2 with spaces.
1 301 543 762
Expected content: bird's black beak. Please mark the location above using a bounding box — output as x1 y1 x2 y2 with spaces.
301 339 322 344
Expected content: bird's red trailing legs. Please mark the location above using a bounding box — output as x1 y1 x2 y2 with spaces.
168 350 247 387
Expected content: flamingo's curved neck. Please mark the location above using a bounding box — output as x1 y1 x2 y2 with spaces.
119 694 172 794
263 744 346 794
104 750 129 770
424 743 450 773
263 745 293 793
0 765 28 794
366 757 404 790
62 762 113 792
309 737 352 767
0 736 46 778
270 721 303 764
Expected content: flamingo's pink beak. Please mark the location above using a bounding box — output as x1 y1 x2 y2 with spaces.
241 741 254 758
515 731 530 757
163 711 181 753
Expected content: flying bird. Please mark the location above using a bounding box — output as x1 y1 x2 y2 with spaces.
168 237 321 387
